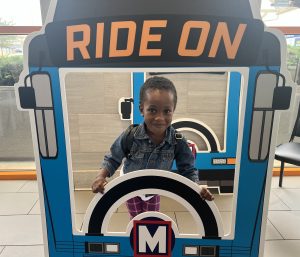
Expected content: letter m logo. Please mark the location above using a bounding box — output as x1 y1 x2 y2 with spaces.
133 220 172 257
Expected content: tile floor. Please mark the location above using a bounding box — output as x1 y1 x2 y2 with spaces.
0 177 300 257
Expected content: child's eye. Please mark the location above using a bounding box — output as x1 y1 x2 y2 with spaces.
148 108 157 114
164 109 172 114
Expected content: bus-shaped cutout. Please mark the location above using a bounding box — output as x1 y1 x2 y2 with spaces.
16 65 292 257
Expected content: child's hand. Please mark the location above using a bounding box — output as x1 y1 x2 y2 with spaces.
200 187 214 201
91 175 108 194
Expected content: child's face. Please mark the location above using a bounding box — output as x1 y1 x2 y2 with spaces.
140 89 175 136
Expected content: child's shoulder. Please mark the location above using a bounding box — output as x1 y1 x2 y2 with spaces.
121 124 142 157
124 124 139 134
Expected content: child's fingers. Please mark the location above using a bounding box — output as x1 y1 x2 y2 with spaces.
92 180 107 194
100 181 108 193
200 187 214 201
98 181 108 194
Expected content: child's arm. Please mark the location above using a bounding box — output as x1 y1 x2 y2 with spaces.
91 168 109 193
92 131 127 193
175 138 214 201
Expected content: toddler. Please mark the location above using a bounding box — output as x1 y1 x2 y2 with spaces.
92 76 213 219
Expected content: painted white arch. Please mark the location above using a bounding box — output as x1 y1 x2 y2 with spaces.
172 118 221 152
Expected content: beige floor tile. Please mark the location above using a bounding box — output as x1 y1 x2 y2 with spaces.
107 212 130 232
271 176 300 189
263 240 300 257
75 213 85 231
74 190 94 214
265 220 283 240
0 246 4 254
0 193 38 215
29 200 41 215
268 191 290 211
273 160 296 168
0 245 45 257
213 194 233 212
273 188 300 210
162 211 176 221
268 211 300 239
160 196 188 212
271 177 280 189
175 212 198 234
158 211 178 230
0 181 26 193
219 211 232 236
0 215 43 245
18 181 39 193
0 162 35 171
116 203 127 212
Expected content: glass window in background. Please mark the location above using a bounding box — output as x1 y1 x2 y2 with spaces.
0 0 41 169
286 35 300 85
0 0 42 85
271 0 300 8
261 0 300 85
0 0 42 26
0 35 26 86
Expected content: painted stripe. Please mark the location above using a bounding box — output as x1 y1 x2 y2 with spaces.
0 171 37 180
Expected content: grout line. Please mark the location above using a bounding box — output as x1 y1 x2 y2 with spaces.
272 194 293 210
0 192 38 194
269 192 291 211
0 214 41 217
17 181 30 192
75 212 86 215
0 244 44 247
267 218 285 240
27 199 39 215
174 211 179 229
267 209 294 211
265 239 300 241
0 246 5 255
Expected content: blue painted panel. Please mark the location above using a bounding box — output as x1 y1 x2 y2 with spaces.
132 72 145 124
233 66 279 247
30 67 73 242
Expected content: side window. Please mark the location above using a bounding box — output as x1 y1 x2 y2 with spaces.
249 72 277 161
31 73 57 158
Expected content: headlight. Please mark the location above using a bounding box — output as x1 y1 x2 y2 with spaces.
183 245 199 256
104 243 120 254
183 245 217 256
86 242 120 254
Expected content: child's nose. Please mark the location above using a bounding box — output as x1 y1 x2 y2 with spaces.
154 112 164 120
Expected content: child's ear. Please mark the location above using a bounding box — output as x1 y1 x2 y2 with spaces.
139 105 144 117
139 104 143 113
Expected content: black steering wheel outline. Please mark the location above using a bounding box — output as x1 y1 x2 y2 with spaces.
87 176 220 238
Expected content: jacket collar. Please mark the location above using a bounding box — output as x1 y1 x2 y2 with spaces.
134 123 176 145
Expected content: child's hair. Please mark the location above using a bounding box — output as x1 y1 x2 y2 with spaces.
139 76 177 109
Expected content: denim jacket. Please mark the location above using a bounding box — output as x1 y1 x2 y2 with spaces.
102 123 199 183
